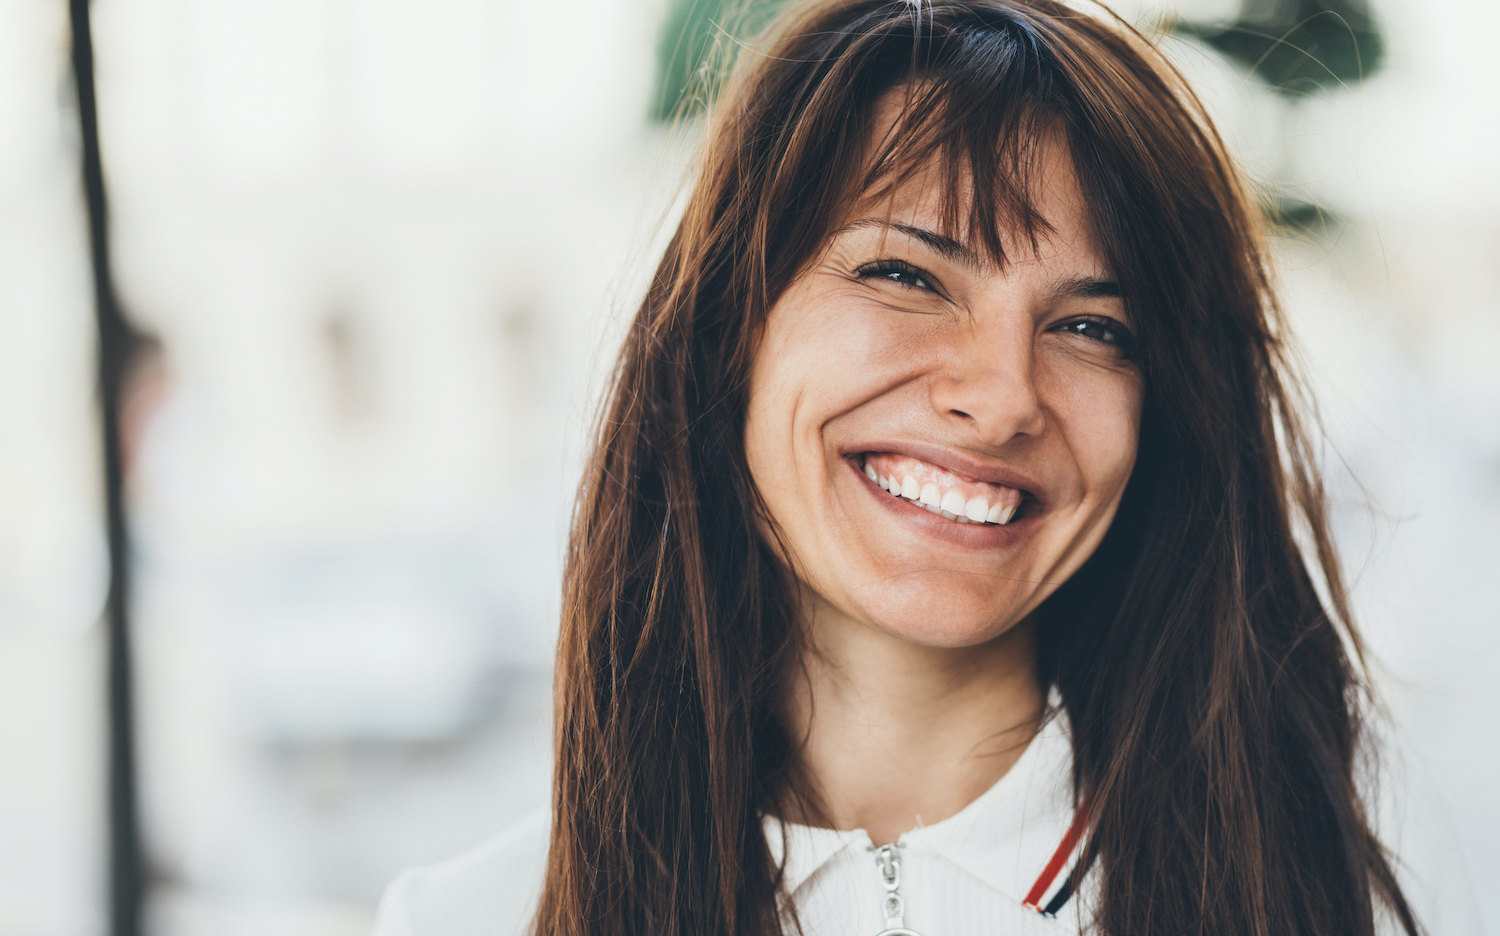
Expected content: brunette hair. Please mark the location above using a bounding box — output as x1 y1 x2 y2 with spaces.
535 2 1418 935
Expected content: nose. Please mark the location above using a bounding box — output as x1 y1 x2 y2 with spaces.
928 336 1045 446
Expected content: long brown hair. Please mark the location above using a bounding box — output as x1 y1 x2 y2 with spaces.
535 2 1418 934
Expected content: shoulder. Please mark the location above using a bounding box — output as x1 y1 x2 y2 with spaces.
371 809 550 936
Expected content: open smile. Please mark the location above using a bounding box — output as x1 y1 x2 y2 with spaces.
844 447 1042 533
860 452 1023 524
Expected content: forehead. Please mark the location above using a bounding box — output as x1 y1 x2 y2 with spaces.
838 91 1104 272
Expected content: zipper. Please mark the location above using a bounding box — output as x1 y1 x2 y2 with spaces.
872 843 923 936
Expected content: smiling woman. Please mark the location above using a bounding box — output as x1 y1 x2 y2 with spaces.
746 134 1143 663
371 2 1475 936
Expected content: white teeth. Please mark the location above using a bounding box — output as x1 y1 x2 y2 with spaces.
985 503 1017 525
940 490 968 516
871 460 1021 526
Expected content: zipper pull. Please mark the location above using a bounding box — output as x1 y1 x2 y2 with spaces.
873 844 923 936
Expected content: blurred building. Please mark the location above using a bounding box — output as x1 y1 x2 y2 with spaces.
0 0 1495 933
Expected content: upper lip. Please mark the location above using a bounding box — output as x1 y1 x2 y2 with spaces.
841 439 1046 504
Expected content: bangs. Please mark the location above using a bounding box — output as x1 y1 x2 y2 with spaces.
736 0 1244 366
848 19 1076 268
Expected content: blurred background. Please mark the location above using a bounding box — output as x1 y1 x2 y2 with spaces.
0 0 1495 933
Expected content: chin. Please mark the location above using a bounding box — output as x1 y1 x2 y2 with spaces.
853 580 1032 649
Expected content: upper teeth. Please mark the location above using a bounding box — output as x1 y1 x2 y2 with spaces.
863 459 1018 525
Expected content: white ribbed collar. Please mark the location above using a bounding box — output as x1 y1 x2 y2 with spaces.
763 708 1077 904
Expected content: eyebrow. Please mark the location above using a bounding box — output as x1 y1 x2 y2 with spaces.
1049 274 1121 302
840 218 982 269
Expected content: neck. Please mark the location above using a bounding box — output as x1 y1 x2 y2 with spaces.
783 597 1045 845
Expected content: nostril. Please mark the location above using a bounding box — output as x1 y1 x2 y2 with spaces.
951 409 972 419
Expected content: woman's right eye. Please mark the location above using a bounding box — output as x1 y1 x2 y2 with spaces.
856 260 937 293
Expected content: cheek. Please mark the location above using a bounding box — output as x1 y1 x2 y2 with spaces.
747 288 932 456
744 289 850 503
1043 363 1143 500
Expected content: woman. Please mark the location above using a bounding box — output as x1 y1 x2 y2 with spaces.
374 1 1479 934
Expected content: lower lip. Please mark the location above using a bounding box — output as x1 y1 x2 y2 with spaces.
843 456 1039 547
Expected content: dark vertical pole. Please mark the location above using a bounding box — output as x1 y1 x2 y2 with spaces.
66 2 144 935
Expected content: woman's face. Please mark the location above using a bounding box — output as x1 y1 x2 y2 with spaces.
744 141 1144 648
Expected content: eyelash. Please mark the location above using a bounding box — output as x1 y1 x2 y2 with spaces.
858 259 1136 355
1052 316 1136 355
856 259 937 293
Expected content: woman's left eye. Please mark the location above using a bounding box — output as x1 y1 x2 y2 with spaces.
1052 316 1135 353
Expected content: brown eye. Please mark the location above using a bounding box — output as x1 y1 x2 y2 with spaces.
1053 316 1136 355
